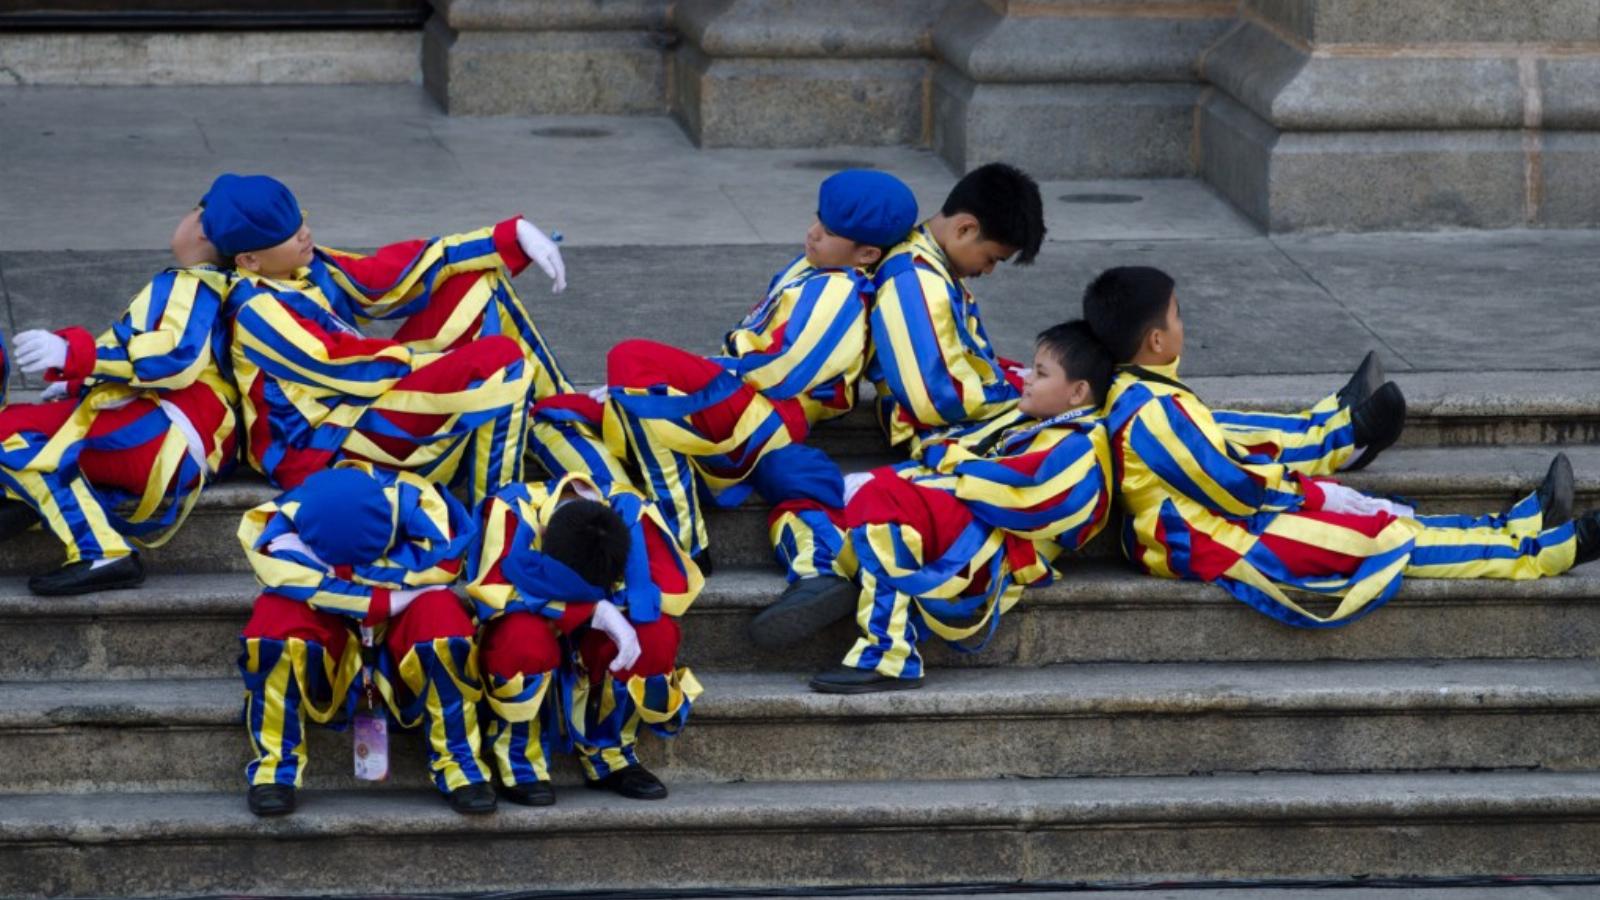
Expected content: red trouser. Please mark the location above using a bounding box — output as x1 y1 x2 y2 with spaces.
350 334 523 467
242 590 476 661
0 379 232 492
846 471 1006 597
479 604 682 685
607 338 811 450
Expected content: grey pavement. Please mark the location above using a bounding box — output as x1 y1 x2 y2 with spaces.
2 83 1598 395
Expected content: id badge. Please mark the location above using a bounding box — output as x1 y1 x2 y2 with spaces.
352 710 390 781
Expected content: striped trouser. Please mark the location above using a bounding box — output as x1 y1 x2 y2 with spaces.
1212 389 1357 476
478 608 699 784
239 591 489 793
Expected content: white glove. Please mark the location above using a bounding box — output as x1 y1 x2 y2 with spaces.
843 471 874 505
14 330 68 375
590 599 641 673
586 385 610 405
39 381 69 402
1009 365 1032 380
515 219 568 294
388 586 429 618
1316 482 1415 518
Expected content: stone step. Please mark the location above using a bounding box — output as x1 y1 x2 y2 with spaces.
10 564 1600 682
5 660 1598 794
7 772 1600 896
3 442 1597 576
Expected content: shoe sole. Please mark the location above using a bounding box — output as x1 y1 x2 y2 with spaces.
1542 453 1575 528
808 675 924 695
1344 382 1406 472
28 571 145 597
748 580 860 650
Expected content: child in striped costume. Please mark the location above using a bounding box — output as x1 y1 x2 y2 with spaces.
1084 265 1599 627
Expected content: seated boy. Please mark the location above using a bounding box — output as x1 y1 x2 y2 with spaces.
753 165 1392 645
0 205 239 595
211 172 575 504
601 169 916 568
759 321 1116 692
237 463 495 816
1084 265 1598 626
467 472 702 803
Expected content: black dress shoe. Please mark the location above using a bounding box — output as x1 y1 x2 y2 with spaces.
585 765 668 801
747 575 860 649
247 784 296 817
692 549 714 577
28 554 145 596
1337 351 1384 409
1535 453 1575 529
446 782 498 815
1572 511 1600 568
500 780 556 807
0 499 39 542
808 665 922 695
1345 382 1406 472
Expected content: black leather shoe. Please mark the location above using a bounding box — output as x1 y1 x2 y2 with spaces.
1535 453 1575 529
585 765 668 801
692 548 714 578
1345 382 1406 472
808 665 922 695
247 784 296 817
500 780 556 807
28 554 145 596
446 782 497 815
1572 511 1600 568
0 499 38 543
748 575 860 649
1338 351 1384 409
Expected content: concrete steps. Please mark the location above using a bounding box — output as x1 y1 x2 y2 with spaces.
10 565 1600 682
7 773 1600 897
2 440 1596 575
5 660 1600 794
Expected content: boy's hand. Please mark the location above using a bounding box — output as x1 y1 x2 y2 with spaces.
39 381 69 402
14 330 67 375
515 219 568 294
590 599 641 673
843 471 873 505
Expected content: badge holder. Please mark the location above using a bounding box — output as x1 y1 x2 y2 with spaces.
352 625 390 781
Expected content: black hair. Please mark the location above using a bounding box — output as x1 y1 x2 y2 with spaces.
542 500 631 590
940 162 1046 264
1081 266 1177 363
1035 320 1115 406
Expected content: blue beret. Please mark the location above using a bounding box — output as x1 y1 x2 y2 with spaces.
290 468 394 566
818 169 917 248
200 173 302 257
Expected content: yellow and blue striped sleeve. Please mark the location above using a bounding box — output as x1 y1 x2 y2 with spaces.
935 430 1111 547
89 268 229 390
1126 393 1305 517
231 293 422 398
871 266 1019 431
724 271 866 400
317 219 528 321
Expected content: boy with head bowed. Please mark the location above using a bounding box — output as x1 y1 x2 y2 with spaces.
466 472 703 804
237 463 495 816
0 201 240 594
209 173 584 505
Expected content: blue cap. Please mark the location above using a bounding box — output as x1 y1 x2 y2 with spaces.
290 468 394 566
200 173 303 257
818 169 917 248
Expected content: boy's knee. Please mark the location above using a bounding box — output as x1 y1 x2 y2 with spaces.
242 593 352 653
479 612 562 679
630 617 682 676
385 589 476 657
607 339 666 388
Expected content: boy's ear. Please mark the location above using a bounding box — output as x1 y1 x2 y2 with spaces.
953 212 981 242
1068 379 1092 409
853 245 884 268
233 252 253 271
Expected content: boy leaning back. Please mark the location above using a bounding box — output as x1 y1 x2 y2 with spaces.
1084 265 1600 626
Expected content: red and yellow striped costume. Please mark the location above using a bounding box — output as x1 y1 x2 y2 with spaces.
466 473 703 785
237 463 489 794
0 266 238 563
1106 363 1576 627
226 218 568 503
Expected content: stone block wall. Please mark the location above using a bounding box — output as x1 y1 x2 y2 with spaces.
422 0 1600 231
